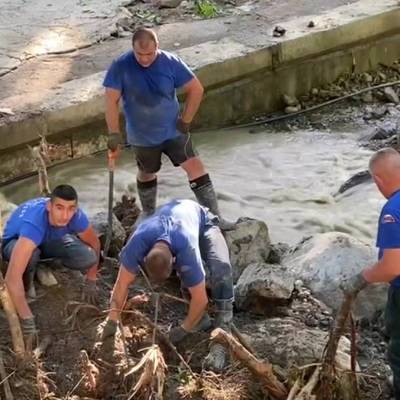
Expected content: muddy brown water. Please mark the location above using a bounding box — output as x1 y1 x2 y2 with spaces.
1 125 383 246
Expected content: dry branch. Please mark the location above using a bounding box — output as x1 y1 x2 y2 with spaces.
0 348 14 400
210 328 287 399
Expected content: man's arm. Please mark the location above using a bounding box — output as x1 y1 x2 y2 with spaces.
78 225 101 281
108 266 136 321
180 77 204 124
4 237 37 319
363 248 400 283
182 281 208 331
105 88 122 133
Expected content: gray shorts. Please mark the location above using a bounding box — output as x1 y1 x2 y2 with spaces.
133 134 198 173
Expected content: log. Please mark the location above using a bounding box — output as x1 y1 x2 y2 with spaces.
210 328 287 399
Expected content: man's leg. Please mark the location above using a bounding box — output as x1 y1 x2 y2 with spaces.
163 135 235 230
199 225 234 371
133 145 162 216
385 286 400 399
40 234 97 273
2 239 40 297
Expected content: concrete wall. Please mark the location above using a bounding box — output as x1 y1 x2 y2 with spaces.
1 1 400 184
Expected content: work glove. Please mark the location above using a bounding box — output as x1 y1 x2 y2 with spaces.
99 318 119 341
107 132 123 152
169 325 189 345
340 271 369 296
81 279 98 305
176 117 190 135
204 343 229 372
21 317 39 351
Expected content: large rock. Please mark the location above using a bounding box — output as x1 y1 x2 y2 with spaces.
235 263 295 312
283 232 388 320
91 211 126 257
224 218 271 282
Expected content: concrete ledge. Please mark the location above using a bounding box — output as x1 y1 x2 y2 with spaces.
0 0 399 182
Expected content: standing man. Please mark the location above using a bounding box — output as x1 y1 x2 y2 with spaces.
2 185 100 340
341 148 400 399
100 199 234 371
103 27 233 229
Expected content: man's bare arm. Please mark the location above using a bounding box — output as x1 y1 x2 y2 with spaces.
78 225 101 281
363 248 400 283
105 88 122 133
181 77 204 124
182 281 208 331
108 266 136 321
5 237 37 319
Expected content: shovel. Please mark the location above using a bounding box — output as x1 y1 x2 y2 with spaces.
103 156 115 258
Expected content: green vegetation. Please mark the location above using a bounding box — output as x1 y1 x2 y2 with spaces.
196 0 219 18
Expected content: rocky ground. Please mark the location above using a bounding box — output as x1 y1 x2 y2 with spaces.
0 191 395 399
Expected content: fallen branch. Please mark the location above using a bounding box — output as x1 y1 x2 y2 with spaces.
0 348 14 400
210 328 287 399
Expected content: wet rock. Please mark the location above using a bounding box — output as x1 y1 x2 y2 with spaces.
310 88 319 96
224 218 271 282
361 91 374 103
113 195 140 235
235 263 294 312
91 211 126 257
272 25 286 37
283 232 388 320
362 72 373 83
285 105 301 114
266 242 290 264
363 105 388 120
384 87 399 104
282 94 299 107
158 0 183 8
366 122 398 141
307 20 315 28
336 169 371 195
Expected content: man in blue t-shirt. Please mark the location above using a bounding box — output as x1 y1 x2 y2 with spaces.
103 27 233 230
100 199 234 371
341 148 400 399
2 185 100 342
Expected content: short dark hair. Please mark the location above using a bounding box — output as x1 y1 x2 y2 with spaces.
50 185 78 202
144 244 173 283
132 27 158 47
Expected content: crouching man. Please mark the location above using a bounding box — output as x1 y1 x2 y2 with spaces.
2 185 100 341
101 199 234 371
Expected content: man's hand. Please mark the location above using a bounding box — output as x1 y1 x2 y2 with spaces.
176 117 190 135
81 279 98 305
340 271 369 296
99 319 119 341
169 325 189 345
21 317 38 351
107 132 123 152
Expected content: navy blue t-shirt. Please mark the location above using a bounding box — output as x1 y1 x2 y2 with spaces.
3 198 89 246
103 50 195 147
376 190 400 287
120 199 214 288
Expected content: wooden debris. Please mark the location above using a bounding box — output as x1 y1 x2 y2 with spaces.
210 328 287 399
0 348 14 400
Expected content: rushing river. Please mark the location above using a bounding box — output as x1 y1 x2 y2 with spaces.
0 125 385 246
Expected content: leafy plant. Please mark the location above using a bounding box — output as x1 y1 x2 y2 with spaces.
196 0 219 18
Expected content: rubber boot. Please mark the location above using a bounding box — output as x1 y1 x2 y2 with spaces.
137 178 157 220
190 174 235 231
204 299 233 371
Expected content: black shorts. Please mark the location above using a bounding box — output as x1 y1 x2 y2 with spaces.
133 134 198 173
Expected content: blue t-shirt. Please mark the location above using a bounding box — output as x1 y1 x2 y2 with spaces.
376 190 400 287
103 50 195 147
120 199 214 288
3 198 89 246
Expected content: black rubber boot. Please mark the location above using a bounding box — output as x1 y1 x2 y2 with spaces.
137 178 157 217
204 300 233 371
190 174 235 231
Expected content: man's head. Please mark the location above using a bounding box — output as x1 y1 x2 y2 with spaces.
144 241 173 284
369 148 400 198
47 184 78 227
132 28 159 67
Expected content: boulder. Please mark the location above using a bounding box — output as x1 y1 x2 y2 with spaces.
235 263 294 312
224 218 271 282
383 87 399 104
283 232 388 320
91 212 126 257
